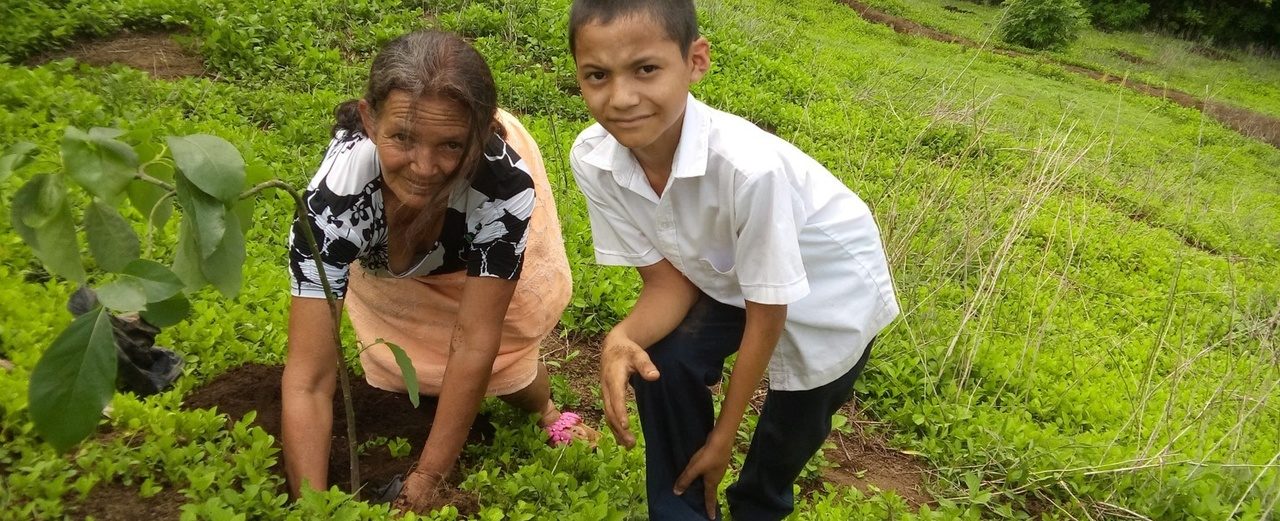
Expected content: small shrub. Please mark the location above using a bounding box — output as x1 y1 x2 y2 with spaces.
999 0 1089 50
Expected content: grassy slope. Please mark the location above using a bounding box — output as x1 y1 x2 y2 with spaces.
1 0 1278 519
856 0 1280 120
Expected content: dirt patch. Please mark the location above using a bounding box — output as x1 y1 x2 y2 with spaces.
27 32 204 79
1112 49 1151 65
182 363 489 515
804 404 934 508
71 482 184 521
839 0 1280 149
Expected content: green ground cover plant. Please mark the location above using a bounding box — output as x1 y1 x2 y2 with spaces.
2 0 1278 519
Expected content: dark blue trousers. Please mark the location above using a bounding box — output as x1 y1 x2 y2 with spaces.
631 294 874 520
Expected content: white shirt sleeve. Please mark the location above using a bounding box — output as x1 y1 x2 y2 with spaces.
570 152 662 267
733 169 810 305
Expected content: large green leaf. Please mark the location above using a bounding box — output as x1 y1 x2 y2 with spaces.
140 293 190 328
84 200 140 273
201 209 245 298
11 175 86 283
175 174 228 259
168 135 245 204
122 259 183 302
0 141 38 184
28 307 118 453
172 216 207 290
384 341 421 408
18 172 66 229
126 180 174 229
61 126 138 203
95 278 147 313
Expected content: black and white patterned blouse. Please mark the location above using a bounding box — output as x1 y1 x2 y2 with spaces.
288 130 535 299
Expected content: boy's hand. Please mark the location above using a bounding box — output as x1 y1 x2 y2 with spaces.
599 334 659 448
673 432 733 519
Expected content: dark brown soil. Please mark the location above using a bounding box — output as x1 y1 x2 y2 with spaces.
26 32 205 79
70 483 184 521
180 363 493 509
805 404 934 508
839 0 1280 148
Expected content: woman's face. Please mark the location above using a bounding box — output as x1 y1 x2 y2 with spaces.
359 91 471 210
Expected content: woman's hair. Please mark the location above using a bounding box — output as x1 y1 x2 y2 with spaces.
333 30 502 180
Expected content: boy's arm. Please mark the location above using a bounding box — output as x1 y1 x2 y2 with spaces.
600 258 699 447
674 300 786 518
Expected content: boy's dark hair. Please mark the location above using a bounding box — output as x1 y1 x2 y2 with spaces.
568 0 699 58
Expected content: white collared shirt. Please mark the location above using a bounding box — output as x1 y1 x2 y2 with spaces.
570 95 899 391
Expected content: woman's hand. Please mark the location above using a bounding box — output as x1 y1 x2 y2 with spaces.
673 431 734 519
392 468 448 514
599 333 660 448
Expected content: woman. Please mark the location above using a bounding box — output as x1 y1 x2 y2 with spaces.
282 30 594 511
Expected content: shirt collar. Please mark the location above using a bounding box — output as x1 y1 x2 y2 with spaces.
580 93 712 182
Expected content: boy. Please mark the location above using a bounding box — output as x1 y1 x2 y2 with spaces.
567 1 899 519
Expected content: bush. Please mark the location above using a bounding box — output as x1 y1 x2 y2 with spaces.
999 0 1089 50
1080 0 1150 30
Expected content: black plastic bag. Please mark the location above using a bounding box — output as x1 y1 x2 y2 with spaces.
67 286 184 396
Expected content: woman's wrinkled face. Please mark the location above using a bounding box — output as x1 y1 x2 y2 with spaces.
359 91 470 210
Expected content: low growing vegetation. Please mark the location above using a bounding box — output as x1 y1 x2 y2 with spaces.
2 0 1278 519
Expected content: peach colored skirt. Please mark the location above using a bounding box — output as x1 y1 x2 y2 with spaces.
345 110 572 396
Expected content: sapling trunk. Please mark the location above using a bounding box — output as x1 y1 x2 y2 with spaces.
246 180 363 494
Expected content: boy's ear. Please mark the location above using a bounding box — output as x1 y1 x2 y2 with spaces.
357 99 377 137
687 36 711 83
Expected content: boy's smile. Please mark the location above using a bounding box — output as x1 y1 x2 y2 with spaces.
573 14 709 177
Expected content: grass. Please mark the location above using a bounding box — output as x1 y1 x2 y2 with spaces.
855 0 1280 120
1 0 1278 518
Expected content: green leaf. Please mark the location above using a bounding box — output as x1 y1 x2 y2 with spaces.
232 198 254 235
140 293 190 328
201 209 245 298
89 128 125 140
171 216 207 290
19 172 66 229
11 175 85 283
96 278 147 313
385 342 420 408
0 141 38 183
175 174 228 259
61 126 138 203
84 200 140 272
122 259 183 301
127 179 173 229
168 135 246 203
28 307 118 453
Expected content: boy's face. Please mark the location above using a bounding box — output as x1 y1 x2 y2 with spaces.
573 14 710 160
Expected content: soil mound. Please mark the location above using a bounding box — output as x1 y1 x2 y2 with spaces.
27 32 204 79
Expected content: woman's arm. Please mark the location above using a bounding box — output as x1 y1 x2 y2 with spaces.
281 296 345 497
410 275 518 480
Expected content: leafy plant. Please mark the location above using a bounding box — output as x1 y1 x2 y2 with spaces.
999 0 1089 50
3 126 423 495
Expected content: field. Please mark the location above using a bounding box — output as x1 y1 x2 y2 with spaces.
2 0 1278 519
